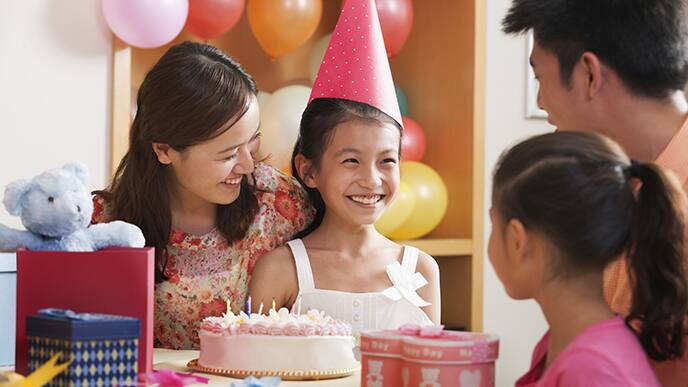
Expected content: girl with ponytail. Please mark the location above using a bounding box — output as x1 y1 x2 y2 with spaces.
488 131 687 386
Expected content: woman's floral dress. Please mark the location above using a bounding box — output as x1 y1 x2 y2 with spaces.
92 163 313 349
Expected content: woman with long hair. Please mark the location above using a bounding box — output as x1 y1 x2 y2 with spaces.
94 41 313 349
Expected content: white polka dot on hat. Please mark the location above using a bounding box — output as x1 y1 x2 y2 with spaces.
308 0 402 124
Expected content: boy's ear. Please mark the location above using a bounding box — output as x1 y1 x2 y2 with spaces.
294 154 317 188
580 51 603 99
152 143 173 165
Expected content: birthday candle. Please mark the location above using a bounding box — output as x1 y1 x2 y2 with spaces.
246 296 251 315
226 298 231 315
258 301 264 315
297 296 302 316
272 299 276 312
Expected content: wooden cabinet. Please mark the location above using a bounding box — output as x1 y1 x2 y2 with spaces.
110 0 485 331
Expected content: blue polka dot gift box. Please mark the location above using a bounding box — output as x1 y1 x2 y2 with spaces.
26 308 139 387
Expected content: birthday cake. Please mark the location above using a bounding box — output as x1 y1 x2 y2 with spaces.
197 307 358 376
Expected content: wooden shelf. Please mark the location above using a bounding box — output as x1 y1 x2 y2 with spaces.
110 0 486 332
400 238 473 257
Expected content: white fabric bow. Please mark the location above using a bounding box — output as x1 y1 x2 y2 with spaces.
382 261 431 307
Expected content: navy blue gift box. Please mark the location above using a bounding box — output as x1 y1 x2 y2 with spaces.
27 309 139 386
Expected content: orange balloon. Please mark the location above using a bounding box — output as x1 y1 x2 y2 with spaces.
247 0 323 58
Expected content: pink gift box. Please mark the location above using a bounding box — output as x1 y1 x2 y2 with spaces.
361 327 499 387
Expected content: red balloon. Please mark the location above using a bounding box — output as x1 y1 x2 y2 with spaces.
401 116 426 161
377 0 413 57
186 0 245 40
340 0 413 57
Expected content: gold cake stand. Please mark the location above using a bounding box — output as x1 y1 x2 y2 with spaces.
187 359 360 381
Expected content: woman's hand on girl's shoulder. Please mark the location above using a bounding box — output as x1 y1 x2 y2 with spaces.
416 250 441 325
248 245 299 311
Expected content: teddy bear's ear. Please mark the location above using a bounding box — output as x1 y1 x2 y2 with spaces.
62 162 89 186
3 179 31 216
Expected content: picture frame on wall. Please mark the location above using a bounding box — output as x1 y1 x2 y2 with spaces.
526 32 548 119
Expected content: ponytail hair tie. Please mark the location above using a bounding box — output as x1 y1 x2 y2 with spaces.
628 159 643 178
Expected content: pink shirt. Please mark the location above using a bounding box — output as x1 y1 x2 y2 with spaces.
516 317 660 387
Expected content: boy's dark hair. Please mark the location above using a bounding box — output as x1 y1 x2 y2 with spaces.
493 131 688 361
291 98 402 238
502 0 688 98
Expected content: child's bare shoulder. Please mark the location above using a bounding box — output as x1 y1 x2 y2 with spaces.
414 249 440 278
252 245 295 277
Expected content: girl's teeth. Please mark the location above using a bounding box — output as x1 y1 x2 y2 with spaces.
350 195 381 204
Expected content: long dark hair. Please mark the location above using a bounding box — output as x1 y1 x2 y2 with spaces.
493 131 687 361
96 41 259 282
291 98 402 238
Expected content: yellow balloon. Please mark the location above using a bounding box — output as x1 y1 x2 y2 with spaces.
247 0 323 58
388 162 448 240
375 181 416 236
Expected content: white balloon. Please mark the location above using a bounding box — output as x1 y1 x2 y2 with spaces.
257 90 271 107
260 85 312 169
309 34 332 83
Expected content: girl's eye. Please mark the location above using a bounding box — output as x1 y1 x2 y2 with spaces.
342 158 358 164
382 158 398 164
223 154 238 161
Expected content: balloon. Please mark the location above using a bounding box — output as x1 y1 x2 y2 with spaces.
401 116 427 161
247 0 322 58
260 85 312 169
377 0 413 57
257 90 271 107
388 162 447 240
395 84 409 116
102 0 189 49
185 0 245 40
309 34 332 83
375 181 416 236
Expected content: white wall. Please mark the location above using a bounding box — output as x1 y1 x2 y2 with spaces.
0 0 112 228
484 0 554 385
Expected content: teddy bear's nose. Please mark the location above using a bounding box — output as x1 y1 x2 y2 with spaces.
76 205 81 213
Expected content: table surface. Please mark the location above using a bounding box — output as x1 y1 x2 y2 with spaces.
153 349 361 386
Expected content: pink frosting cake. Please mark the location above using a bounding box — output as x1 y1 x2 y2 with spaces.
198 308 358 373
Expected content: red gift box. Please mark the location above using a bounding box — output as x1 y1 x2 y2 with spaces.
361 327 499 387
14 248 154 375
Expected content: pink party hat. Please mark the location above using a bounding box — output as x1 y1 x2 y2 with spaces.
309 0 402 124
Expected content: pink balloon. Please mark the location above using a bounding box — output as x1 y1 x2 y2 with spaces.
102 0 189 49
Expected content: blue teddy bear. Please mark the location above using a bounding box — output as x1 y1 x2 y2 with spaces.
0 162 145 251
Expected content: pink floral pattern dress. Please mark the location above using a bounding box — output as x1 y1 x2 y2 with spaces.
92 163 313 349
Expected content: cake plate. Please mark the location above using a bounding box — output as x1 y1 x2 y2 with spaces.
187 359 360 381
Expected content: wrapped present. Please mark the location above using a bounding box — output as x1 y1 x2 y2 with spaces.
360 325 499 387
27 308 139 386
15 247 154 375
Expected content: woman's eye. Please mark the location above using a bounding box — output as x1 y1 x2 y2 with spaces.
342 158 358 164
224 154 238 161
382 158 398 164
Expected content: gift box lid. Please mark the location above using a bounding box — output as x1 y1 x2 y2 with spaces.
26 308 139 341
